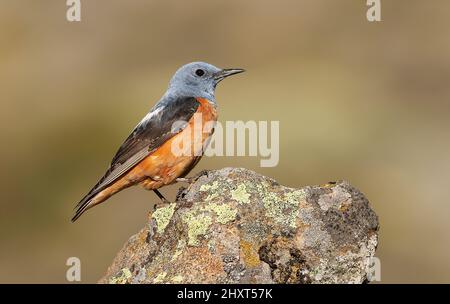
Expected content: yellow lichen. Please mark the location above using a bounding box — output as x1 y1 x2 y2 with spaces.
262 189 306 229
231 184 250 204
182 211 212 246
109 268 132 284
199 181 219 192
205 192 219 201
152 203 176 234
205 203 238 224
171 275 184 283
153 271 167 283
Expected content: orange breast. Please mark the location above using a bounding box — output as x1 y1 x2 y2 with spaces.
127 97 218 189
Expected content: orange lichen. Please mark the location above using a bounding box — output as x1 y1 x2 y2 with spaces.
240 240 260 268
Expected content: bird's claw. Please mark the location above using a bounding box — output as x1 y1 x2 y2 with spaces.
153 199 171 211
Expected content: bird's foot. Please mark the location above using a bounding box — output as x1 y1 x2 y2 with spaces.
153 199 171 211
152 189 172 211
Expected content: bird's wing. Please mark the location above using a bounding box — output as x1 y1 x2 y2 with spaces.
72 96 200 220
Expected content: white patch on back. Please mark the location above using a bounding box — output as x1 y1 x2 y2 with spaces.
138 106 163 127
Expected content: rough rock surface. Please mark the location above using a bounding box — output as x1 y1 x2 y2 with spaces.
100 168 379 284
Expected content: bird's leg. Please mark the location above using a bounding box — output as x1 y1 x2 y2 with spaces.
153 189 171 210
176 177 196 183
175 177 197 195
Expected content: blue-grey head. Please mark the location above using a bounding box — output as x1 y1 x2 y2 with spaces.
166 62 245 103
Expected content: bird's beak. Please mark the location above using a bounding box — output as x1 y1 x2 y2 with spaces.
214 68 245 82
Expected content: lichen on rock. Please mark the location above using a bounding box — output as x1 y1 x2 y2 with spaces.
151 203 176 234
100 168 379 284
182 210 213 246
205 203 238 224
231 183 251 204
108 268 132 284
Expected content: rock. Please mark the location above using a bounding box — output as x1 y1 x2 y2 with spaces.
100 168 379 284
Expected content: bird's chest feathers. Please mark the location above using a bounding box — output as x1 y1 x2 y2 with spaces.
130 97 217 185
195 97 218 123
175 97 218 156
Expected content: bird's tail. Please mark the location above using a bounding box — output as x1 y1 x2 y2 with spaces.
72 177 132 222
71 191 101 222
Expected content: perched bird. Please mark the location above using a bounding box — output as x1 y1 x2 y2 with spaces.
72 62 244 222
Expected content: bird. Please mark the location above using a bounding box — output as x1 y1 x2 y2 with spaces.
72 62 244 222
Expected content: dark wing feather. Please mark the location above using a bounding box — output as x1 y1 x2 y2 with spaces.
72 96 199 221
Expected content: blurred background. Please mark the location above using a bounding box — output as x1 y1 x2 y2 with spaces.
1 0 449 283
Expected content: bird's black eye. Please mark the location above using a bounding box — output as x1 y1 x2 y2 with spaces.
195 69 205 77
